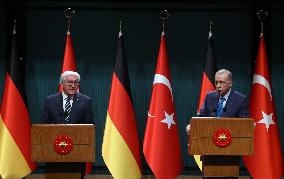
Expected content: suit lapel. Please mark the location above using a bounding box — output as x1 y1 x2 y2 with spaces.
223 90 234 117
69 93 81 119
56 93 64 115
213 92 219 111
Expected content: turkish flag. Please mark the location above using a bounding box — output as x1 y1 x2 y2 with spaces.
143 32 183 179
58 31 92 174
243 33 283 179
58 31 78 91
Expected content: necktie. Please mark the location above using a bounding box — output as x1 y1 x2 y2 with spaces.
216 97 225 117
64 97 71 122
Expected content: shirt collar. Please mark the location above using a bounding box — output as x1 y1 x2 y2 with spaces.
62 92 73 100
221 88 231 101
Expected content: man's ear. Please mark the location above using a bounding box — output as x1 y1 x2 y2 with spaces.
229 81 233 87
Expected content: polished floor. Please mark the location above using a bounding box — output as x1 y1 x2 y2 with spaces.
24 175 252 179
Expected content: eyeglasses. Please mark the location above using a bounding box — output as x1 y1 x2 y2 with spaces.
64 80 80 86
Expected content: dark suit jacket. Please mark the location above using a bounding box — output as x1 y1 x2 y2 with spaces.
40 92 93 124
199 90 249 118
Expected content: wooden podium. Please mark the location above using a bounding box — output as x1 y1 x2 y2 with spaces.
31 124 95 179
188 117 254 177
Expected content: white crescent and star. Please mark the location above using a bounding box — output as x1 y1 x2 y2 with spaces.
148 73 176 130
252 74 272 101
257 111 275 131
160 111 176 129
148 73 173 118
153 74 173 101
147 111 155 118
252 74 276 131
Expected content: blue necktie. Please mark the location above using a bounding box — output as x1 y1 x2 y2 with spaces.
216 97 225 117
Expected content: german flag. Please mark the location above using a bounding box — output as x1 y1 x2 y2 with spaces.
194 27 217 170
102 31 142 179
197 28 217 113
0 21 36 179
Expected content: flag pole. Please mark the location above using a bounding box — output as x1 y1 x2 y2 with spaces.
160 9 170 34
208 20 213 38
209 21 213 32
64 8 76 34
256 9 268 35
13 19 16 35
119 20 122 36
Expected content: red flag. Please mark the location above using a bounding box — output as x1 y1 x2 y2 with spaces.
58 31 78 91
0 21 36 178
143 32 183 179
243 33 283 179
58 31 92 174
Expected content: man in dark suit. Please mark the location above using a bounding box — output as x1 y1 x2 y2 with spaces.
187 69 249 134
40 71 93 124
40 71 93 178
187 69 249 179
198 69 249 118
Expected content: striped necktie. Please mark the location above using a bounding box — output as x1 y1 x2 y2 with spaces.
64 97 71 122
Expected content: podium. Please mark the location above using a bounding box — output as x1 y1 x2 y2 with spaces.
188 117 254 177
31 124 95 179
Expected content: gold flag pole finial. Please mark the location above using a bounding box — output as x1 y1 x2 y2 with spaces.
64 8 76 34
257 10 268 34
160 10 170 34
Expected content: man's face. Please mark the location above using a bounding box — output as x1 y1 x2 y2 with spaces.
62 75 79 96
215 73 232 96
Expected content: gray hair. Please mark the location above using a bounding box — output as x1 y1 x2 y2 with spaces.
60 71 80 84
215 69 232 81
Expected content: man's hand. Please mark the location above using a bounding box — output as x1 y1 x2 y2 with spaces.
186 124 191 135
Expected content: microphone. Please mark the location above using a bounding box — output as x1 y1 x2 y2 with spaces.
211 108 217 117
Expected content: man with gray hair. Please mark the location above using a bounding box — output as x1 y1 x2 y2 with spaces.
186 69 249 179
40 71 93 178
186 69 249 133
198 69 249 118
40 70 93 124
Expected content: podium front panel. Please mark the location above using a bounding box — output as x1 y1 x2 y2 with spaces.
31 124 95 162
188 117 254 156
